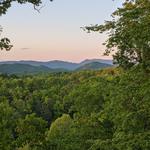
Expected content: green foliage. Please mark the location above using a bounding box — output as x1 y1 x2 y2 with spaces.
15 113 47 148
0 101 15 150
46 114 73 149
0 26 13 51
0 67 149 149
18 144 31 150
0 64 55 74
0 1 149 149
76 62 111 71
85 0 150 70
0 37 13 51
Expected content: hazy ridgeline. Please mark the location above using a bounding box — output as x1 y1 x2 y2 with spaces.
0 59 112 74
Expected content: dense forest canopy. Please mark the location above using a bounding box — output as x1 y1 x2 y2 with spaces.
0 67 150 149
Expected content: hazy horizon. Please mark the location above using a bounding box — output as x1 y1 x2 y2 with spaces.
0 57 113 63
0 0 123 62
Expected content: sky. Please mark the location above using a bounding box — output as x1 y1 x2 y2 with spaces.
0 0 123 62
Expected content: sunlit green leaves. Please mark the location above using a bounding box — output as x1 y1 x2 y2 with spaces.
85 0 150 70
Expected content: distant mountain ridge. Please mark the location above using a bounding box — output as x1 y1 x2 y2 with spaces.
0 64 64 75
0 59 113 74
0 59 113 70
76 62 111 71
80 59 112 65
0 60 78 70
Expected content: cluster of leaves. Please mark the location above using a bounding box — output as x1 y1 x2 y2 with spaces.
0 0 41 15
0 26 13 51
0 66 149 150
85 0 150 70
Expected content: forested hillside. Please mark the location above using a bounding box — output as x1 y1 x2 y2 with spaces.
0 62 111 74
0 66 149 150
0 64 52 74
0 59 112 73
0 64 68 74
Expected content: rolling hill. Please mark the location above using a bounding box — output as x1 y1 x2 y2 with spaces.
76 62 112 71
0 64 60 74
0 60 78 70
0 59 113 70
0 59 113 74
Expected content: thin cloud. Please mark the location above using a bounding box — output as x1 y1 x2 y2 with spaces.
21 48 30 50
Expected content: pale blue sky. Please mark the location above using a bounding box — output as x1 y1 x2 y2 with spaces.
0 0 123 62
